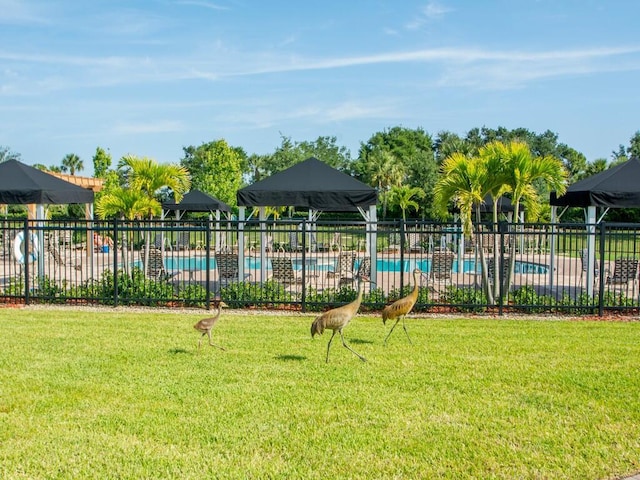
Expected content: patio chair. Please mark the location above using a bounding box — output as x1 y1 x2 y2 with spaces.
406 231 424 252
146 247 179 281
429 250 454 293
270 257 303 286
48 241 82 272
215 252 251 286
173 231 191 251
605 258 638 293
288 231 303 252
487 256 510 290
356 256 371 278
579 248 599 286
327 251 356 288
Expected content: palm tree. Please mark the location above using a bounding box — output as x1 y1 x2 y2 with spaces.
368 149 405 219
61 153 84 175
388 185 424 221
95 188 161 275
117 155 191 274
500 141 567 291
433 149 512 304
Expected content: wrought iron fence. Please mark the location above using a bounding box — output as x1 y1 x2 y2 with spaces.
1 218 639 316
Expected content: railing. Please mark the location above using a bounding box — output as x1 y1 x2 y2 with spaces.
1 218 639 316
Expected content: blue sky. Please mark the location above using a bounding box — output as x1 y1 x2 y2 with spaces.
1 0 639 175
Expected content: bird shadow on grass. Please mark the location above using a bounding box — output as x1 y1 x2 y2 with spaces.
349 338 374 345
275 354 307 361
169 347 192 355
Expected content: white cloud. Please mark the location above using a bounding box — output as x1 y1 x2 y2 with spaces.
406 1 452 29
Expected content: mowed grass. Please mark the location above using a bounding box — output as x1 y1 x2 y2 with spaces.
0 308 639 480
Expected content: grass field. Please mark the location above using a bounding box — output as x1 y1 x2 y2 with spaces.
1 307 639 479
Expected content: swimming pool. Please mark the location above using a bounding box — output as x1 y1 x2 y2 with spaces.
375 258 549 274
147 256 549 274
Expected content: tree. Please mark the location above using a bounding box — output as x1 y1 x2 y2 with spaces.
499 141 568 293
367 148 404 219
0 146 21 162
627 131 640 159
119 155 190 207
181 139 244 208
93 147 112 178
388 185 424 221
355 126 436 219
61 153 84 175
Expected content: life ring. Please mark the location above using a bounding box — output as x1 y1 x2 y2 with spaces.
13 231 39 264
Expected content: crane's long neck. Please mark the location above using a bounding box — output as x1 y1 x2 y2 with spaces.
349 280 366 313
410 271 420 300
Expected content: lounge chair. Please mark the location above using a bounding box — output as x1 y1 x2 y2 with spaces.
406 232 424 252
215 252 251 286
327 251 356 288
270 257 303 286
605 258 638 293
579 248 599 286
288 231 303 252
487 256 510 290
429 250 454 293
173 231 191 251
146 247 179 281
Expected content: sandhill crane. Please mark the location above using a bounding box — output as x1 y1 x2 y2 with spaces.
194 301 228 350
382 268 425 345
311 276 369 363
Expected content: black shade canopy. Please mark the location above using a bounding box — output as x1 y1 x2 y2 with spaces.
550 157 640 208
237 157 377 211
0 160 94 204
163 189 231 213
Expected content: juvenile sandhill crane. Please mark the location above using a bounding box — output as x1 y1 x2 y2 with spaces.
311 276 369 363
382 268 424 346
194 301 228 350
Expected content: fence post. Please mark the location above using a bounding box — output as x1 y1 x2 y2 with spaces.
23 219 30 305
497 221 509 316
399 219 406 293
598 222 606 317
301 219 307 313
113 219 119 307
205 218 211 310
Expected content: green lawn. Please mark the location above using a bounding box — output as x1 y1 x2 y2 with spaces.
1 308 639 479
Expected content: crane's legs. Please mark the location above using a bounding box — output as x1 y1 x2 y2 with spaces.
199 332 225 351
401 318 413 345
325 330 367 363
383 319 400 346
325 330 337 363
384 317 412 345
207 331 226 351
340 331 367 362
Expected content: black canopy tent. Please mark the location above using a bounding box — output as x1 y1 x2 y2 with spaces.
163 189 232 216
237 157 377 211
0 159 94 206
237 157 378 283
549 156 640 295
162 189 233 251
0 159 96 275
550 156 640 208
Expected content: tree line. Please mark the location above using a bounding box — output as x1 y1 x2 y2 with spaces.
1 126 639 222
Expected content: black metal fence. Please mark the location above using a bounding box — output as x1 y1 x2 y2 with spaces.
1 218 639 315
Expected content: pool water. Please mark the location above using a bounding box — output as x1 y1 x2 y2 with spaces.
149 256 549 274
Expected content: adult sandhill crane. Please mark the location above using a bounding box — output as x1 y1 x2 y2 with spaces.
382 268 425 345
194 301 228 350
311 276 369 363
